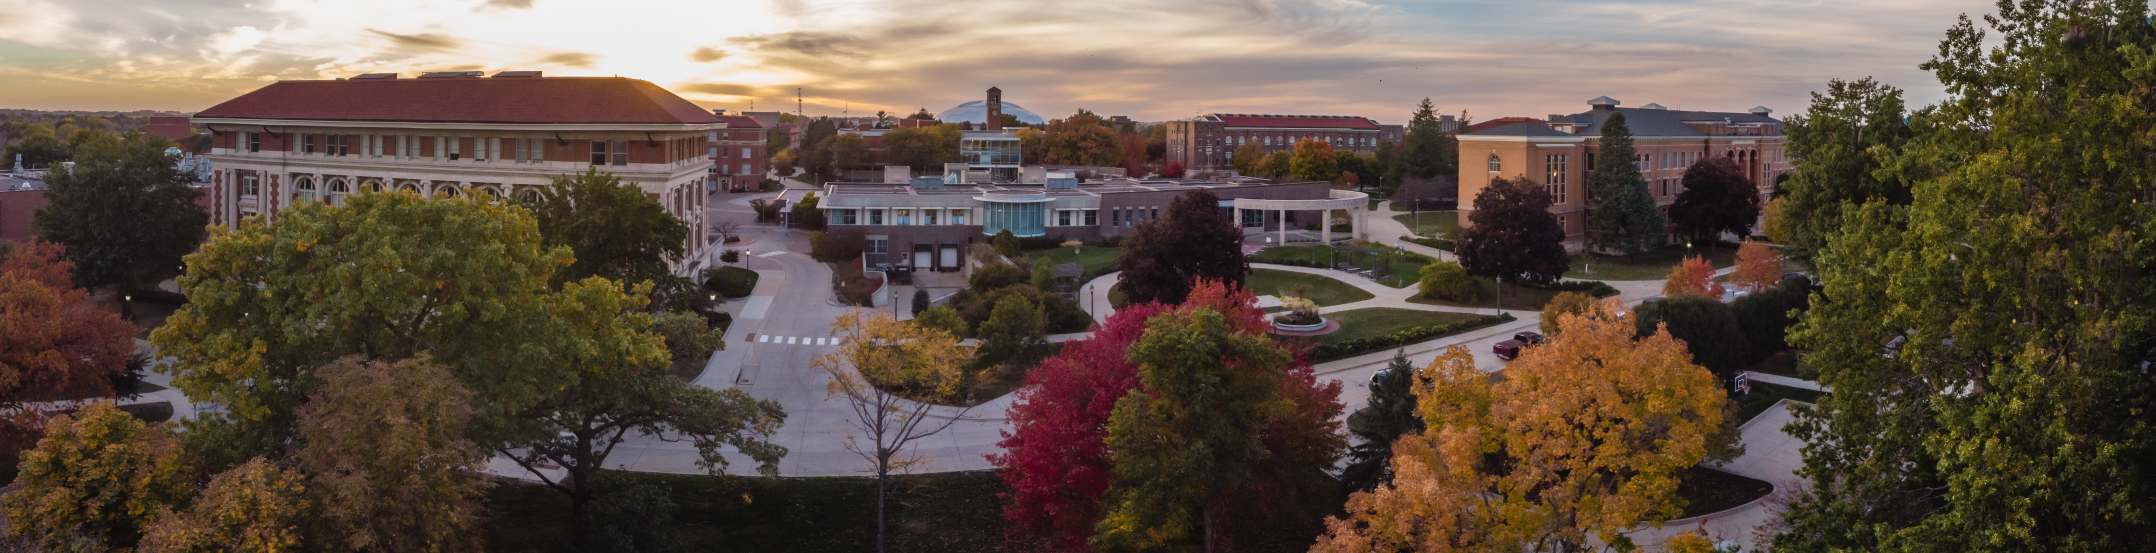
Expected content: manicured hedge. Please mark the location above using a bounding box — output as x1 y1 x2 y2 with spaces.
705 266 760 298
1311 313 1516 361
1533 280 1620 298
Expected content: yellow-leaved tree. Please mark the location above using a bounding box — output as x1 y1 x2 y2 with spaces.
816 311 975 553
1312 298 1732 552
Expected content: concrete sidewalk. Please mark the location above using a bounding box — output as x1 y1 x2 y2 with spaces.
1619 400 1810 550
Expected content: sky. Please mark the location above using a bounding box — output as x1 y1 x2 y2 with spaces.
0 0 1985 123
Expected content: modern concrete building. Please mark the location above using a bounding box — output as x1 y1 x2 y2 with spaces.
1455 96 1789 250
192 72 738 273
1164 113 1409 173
819 176 1368 270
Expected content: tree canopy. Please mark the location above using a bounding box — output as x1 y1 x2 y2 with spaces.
1777 77 1913 267
1112 189 1249 305
1231 141 1267 176
1042 111 1122 167
1289 138 1339 182
31 130 208 292
530 168 690 288
1456 176 1568 286
879 124 962 171
1669 155 1761 246
1583 112 1668 255
1339 351 1423 492
1390 98 1458 192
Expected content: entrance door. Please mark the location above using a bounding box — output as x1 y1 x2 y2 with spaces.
913 244 932 269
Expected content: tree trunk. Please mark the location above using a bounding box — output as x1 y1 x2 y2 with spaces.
876 468 889 553
1203 501 1217 553
569 476 592 547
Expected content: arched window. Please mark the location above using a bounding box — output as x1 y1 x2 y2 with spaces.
1487 154 1502 172
397 182 420 195
293 177 317 204
515 188 542 204
360 180 382 193
436 186 461 199
478 187 501 202
327 180 349 206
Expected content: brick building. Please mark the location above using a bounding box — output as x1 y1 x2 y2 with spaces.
1456 96 1789 250
1164 113 1408 173
0 175 48 245
710 113 766 192
192 72 736 274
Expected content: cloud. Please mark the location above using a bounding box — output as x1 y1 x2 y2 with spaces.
728 31 868 58
538 51 598 68
484 0 536 9
678 82 784 98
365 28 463 54
689 47 727 63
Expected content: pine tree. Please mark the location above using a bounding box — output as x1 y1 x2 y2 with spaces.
1583 112 1667 256
1339 351 1423 492
1390 98 1457 194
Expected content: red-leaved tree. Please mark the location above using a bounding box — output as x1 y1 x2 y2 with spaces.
1661 255 1726 299
0 239 137 471
991 279 1343 551
1162 161 1185 179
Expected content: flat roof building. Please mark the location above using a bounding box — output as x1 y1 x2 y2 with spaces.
1456 96 1789 250
193 72 736 274
1164 113 1408 174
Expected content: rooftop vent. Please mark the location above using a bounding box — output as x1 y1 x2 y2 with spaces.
1587 96 1621 110
419 71 484 79
910 176 945 189
492 70 542 78
350 73 399 80
1642 103 1668 110
1748 106 1773 116
1045 171 1078 189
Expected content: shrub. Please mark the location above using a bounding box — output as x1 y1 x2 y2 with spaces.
958 284 1046 329
977 295 1046 368
992 230 1021 256
704 266 759 298
1633 295 1748 377
913 305 970 337
810 228 865 262
1310 313 1516 361
969 262 1027 292
719 249 742 264
912 288 931 315
1417 260 1476 301
1730 275 1815 363
1531 279 1620 298
1085 235 1125 248
1030 263 1056 291
651 311 724 370
1016 234 1069 251
831 259 880 307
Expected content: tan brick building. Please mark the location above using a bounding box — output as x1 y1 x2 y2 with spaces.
1456 97 1789 250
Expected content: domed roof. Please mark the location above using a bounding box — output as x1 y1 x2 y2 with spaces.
934 100 1048 126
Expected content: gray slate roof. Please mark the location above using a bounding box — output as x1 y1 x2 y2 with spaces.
1561 107 1782 137
1469 122 1576 137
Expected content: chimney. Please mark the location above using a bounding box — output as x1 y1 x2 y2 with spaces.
985 87 1004 131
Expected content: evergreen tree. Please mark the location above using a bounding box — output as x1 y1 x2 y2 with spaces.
1584 112 1668 256
1390 98 1457 193
1777 3 2156 551
911 288 930 316
1339 351 1423 492
1777 78 1914 268
1369 140 1395 191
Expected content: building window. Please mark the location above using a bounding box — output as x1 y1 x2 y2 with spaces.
720 164 731 175
741 147 751 159
1083 209 1097 226
516 138 546 163
612 141 628 166
294 177 317 203
247 132 260 153
950 209 967 225
328 180 349 206
924 209 938 225
590 141 607 165
1637 153 1649 172
1487 153 1501 172
868 239 889 254
1544 154 1568 204
1112 209 1120 226
297 134 313 154
835 209 858 225
741 164 750 175
895 209 911 225
1057 210 1072 226
241 173 259 196
868 209 884 225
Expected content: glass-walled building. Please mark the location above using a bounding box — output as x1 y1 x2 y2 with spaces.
959 130 1022 181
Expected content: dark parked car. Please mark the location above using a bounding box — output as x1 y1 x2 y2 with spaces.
1492 331 1545 361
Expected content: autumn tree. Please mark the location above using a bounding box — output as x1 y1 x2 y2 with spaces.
1340 351 1423 492
1660 255 1724 299
1162 160 1185 178
815 312 976 553
1231 141 1267 176
1456 176 1568 288
1584 112 1668 256
138 458 307 553
1113 189 1247 305
881 124 962 171
0 239 135 472
1777 5 2156 550
1093 307 1293 553
1539 291 1595 336
530 167 691 289
1257 151 1292 177
1043 111 1122 166
1289 138 1339 182
1777 77 1912 267
1313 300 1732 552
1727 239 1784 293
3 402 191 551
32 130 208 294
1669 156 1761 248
293 356 491 552
825 133 869 170
1334 150 1369 186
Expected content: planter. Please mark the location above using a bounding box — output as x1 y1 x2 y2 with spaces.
1272 316 1329 332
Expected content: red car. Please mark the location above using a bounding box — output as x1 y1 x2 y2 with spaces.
1492 332 1545 361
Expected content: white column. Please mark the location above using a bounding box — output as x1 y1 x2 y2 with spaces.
1320 208 1331 245
1278 209 1288 246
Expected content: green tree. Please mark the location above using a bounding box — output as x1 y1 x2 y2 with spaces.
531 167 690 287
1029 261 1056 291
880 124 961 171
1 127 67 169
1415 259 1476 302
825 133 869 171
1583 112 1667 256
1094 307 1292 552
3 402 190 551
1632 295 1748 377
651 311 725 376
1256 151 1292 178
1390 98 1458 192
152 191 566 463
1334 149 1369 185
976 294 1045 369
1778 4 2156 551
1041 111 1120 166
912 304 969 337
1729 275 1811 364
1339 351 1422 492
911 288 931 316
1113 189 1249 305
1289 138 1340 182
1778 77 1913 268
992 229 1020 257
31 130 207 293
1368 140 1395 190
293 356 489 552
139 458 307 553
1231 141 1267 176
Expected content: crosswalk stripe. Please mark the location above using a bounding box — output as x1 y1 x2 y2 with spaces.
787 336 798 344
757 335 769 343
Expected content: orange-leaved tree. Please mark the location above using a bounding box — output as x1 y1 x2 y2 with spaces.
0 239 135 472
1311 298 1732 553
1661 255 1725 299
1727 239 1784 293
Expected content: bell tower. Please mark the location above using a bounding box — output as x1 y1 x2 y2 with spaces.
985 87 1004 131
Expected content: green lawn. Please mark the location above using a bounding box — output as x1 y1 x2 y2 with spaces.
1024 246 1122 277
1250 244 1428 289
1733 381 1825 425
1743 350 1810 379
1405 277 1572 311
1565 243 1742 281
1245 269 1374 306
1312 308 1483 346
1392 211 1459 238
483 469 1343 552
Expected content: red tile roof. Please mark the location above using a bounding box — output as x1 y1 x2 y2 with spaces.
196 77 723 125
716 115 764 129
1461 117 1546 134
1211 114 1380 130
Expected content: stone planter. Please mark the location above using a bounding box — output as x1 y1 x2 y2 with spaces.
1272 316 1329 333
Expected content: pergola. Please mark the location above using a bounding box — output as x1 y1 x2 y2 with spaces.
1232 189 1371 245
